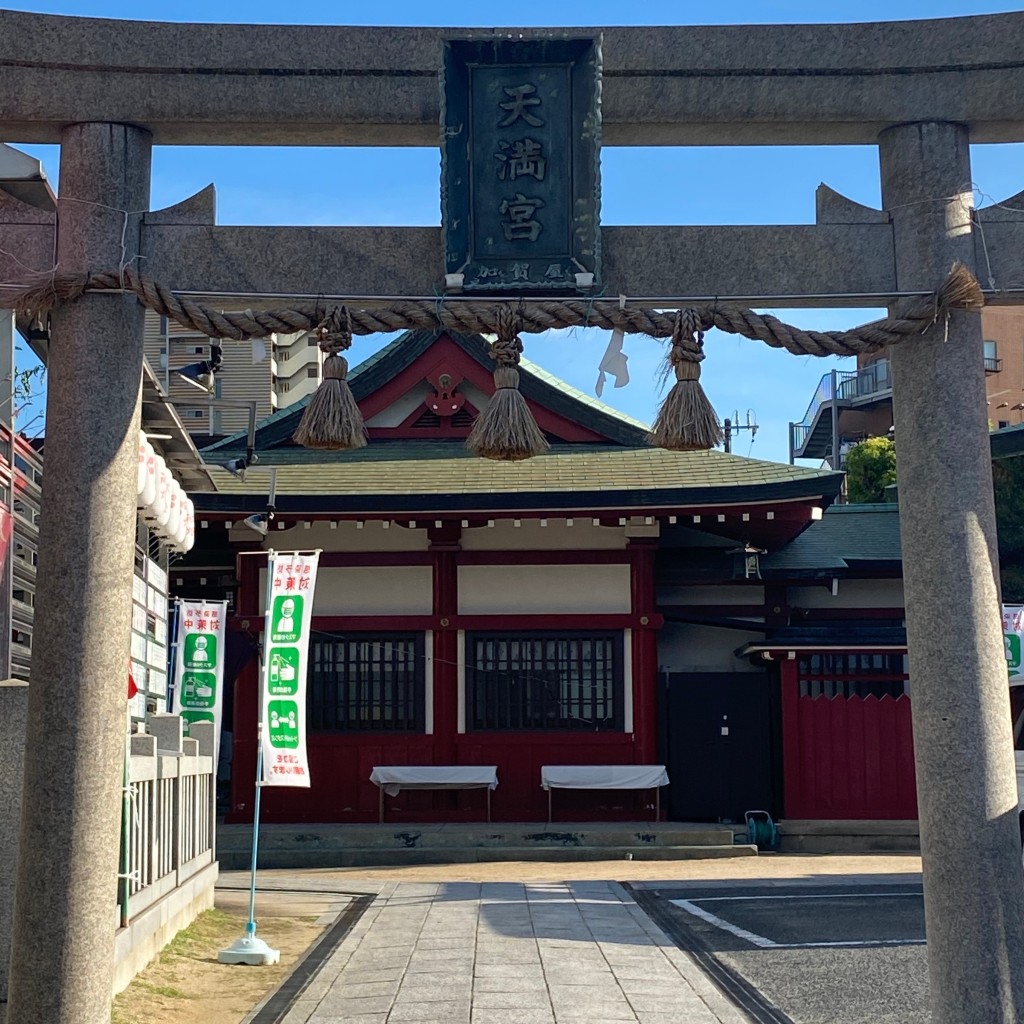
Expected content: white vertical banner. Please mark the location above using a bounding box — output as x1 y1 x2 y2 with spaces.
170 598 228 755
1003 604 1024 682
260 551 319 787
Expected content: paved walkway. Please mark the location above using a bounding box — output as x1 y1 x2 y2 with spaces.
279 881 752 1024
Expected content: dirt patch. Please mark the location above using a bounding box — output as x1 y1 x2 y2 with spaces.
111 905 326 1024
228 852 922 886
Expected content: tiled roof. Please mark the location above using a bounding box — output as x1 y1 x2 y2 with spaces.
763 503 902 571
194 443 842 513
736 624 907 657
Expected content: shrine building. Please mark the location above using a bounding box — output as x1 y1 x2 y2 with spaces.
179 327 911 826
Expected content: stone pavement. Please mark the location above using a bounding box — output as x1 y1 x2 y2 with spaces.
279 881 752 1024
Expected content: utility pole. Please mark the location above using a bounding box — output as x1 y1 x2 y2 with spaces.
722 410 757 456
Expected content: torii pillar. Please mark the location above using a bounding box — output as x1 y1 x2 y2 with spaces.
5 123 150 1024
881 122 1024 1022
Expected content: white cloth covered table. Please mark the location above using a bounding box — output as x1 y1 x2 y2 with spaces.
369 766 498 821
540 765 669 822
540 765 669 790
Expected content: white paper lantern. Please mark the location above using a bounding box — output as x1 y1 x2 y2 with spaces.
173 492 189 549
156 462 172 527
161 480 182 541
139 439 157 510
136 433 148 499
143 455 168 524
182 500 195 553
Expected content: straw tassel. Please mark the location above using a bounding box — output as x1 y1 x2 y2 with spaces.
293 306 368 451
466 306 549 461
648 309 723 452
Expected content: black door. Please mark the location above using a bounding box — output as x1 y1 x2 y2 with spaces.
660 671 777 823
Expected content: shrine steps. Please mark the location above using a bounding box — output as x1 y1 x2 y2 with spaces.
216 822 757 869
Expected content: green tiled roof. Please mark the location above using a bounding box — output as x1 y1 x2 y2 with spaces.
193 443 843 514
763 503 902 571
517 353 650 432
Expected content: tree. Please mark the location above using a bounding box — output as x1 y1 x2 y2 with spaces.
993 456 1024 602
844 436 897 503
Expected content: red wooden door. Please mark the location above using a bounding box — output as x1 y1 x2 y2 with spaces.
781 655 917 819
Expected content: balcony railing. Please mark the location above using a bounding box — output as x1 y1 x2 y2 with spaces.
790 361 893 455
985 356 1003 373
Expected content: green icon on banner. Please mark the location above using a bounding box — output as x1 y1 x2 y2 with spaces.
1006 633 1022 676
181 710 215 734
180 671 217 708
268 648 300 695
183 633 218 670
268 700 299 748
271 595 304 643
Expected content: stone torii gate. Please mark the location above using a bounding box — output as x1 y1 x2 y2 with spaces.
3 9 1024 1024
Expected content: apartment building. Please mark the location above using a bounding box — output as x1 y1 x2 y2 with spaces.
143 311 323 443
789 307 1024 467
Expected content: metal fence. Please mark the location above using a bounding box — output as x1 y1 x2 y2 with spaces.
118 718 216 925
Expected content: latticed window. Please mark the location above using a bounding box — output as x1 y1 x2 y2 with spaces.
467 632 624 731
309 633 424 732
798 652 908 700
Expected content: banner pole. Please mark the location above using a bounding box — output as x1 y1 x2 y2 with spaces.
166 598 180 710
219 549 280 966
246 741 265 937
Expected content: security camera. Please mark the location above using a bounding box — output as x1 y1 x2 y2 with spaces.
241 512 269 536
223 458 248 481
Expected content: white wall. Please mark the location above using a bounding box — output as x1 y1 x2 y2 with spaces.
458 563 631 614
792 579 904 609
233 519 430 552
658 622 765 674
259 565 433 615
658 585 765 606
461 519 628 551
364 386 429 428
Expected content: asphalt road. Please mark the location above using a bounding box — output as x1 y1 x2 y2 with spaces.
629 879 928 1024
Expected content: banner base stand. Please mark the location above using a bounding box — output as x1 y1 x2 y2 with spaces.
218 934 281 966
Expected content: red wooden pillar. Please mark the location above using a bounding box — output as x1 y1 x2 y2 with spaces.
430 524 461 764
629 539 659 764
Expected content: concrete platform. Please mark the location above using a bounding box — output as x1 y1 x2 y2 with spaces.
217 822 756 869
778 820 920 854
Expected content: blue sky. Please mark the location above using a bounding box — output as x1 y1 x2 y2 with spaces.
6 1 1024 462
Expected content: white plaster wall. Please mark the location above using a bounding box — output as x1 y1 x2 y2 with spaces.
364 386 430 428
259 565 433 615
792 579 904 609
658 622 764 674
658 585 765 606
461 519 628 551
461 381 490 412
232 519 430 552
458 564 631 614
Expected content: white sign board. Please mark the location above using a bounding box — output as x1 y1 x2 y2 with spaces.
260 551 319 787
170 599 228 753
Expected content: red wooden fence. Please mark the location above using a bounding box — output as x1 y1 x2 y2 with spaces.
781 661 917 819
